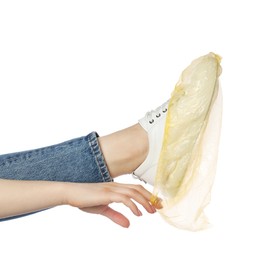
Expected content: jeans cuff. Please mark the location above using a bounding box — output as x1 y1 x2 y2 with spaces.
87 132 113 182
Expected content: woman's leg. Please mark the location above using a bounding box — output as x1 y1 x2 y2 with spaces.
0 132 113 183
98 123 148 178
0 126 149 182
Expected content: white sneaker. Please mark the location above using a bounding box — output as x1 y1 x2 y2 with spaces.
133 100 169 185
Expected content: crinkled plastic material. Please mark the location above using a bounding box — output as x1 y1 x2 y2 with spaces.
152 52 222 231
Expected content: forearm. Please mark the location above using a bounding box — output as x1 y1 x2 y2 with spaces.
0 179 66 219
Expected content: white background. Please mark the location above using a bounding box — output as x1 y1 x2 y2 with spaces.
1 0 260 259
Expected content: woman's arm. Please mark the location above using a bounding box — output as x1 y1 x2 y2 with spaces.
0 179 65 218
0 179 158 227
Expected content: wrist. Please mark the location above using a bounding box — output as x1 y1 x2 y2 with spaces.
57 182 70 206
58 182 76 206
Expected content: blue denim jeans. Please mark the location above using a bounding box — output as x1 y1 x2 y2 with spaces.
0 131 112 221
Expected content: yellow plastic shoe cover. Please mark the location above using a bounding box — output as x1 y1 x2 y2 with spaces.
152 52 223 231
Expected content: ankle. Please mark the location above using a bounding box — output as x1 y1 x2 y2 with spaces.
129 124 149 169
98 124 148 179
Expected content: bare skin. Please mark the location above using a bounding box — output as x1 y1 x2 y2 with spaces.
0 123 155 228
98 123 149 178
0 179 157 228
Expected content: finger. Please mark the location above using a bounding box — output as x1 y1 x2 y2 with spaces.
101 206 130 228
149 194 163 209
129 184 154 200
128 189 156 213
111 193 142 217
111 185 156 214
110 183 154 201
129 184 163 210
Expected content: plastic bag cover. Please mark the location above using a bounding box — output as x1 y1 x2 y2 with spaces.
153 53 223 231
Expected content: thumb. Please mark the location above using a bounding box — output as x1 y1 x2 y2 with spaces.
100 206 130 228
80 206 130 228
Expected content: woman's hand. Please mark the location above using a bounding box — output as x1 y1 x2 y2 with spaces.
0 179 160 228
64 182 158 228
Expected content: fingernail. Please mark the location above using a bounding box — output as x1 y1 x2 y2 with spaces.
150 195 163 209
149 204 156 213
138 209 142 216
